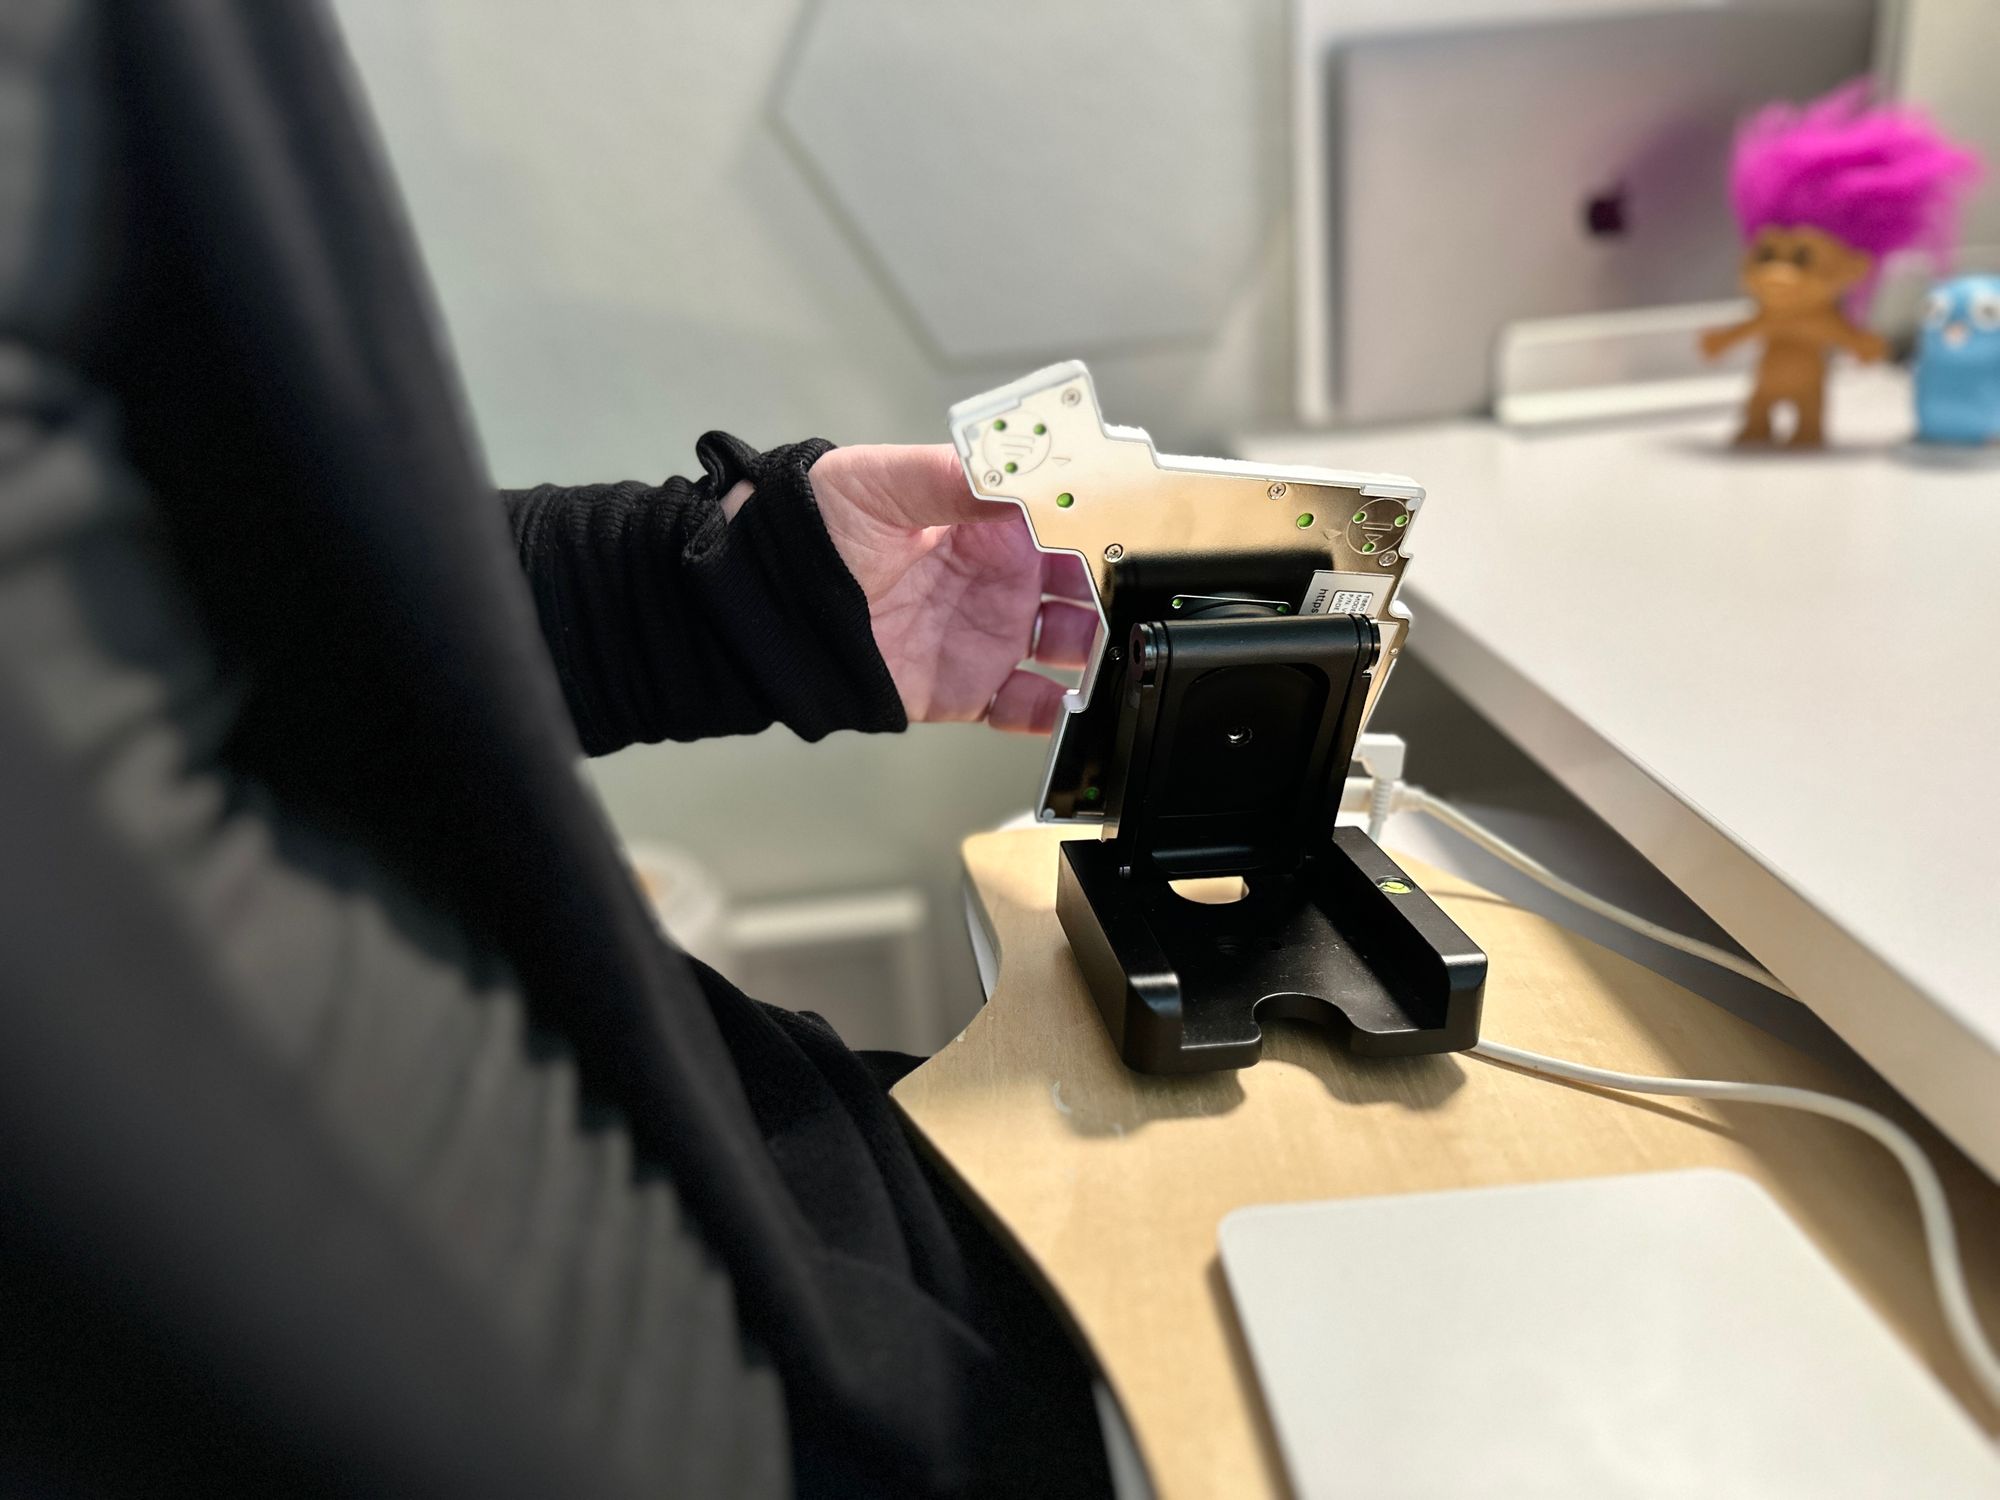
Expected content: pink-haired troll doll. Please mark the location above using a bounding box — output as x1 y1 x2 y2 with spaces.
1700 81 1982 448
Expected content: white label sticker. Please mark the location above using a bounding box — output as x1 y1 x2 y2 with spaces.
1301 570 1384 616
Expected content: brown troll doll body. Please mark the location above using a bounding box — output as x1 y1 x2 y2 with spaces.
1702 227 1884 447
1700 84 1979 449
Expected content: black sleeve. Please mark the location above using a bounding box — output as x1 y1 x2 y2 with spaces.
501 432 909 756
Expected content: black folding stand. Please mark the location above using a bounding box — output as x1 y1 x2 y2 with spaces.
1057 609 1487 1075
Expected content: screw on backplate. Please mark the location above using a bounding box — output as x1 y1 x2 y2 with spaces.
983 470 1003 486
1062 387 1083 406
1104 542 1124 561
1377 878 1413 895
1268 482 1288 500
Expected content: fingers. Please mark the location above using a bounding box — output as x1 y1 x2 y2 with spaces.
987 670 1068 735
1041 548 1095 602
1031 600 1099 671
815 449 1111 605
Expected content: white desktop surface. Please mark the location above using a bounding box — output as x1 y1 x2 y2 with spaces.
1237 368 2000 1177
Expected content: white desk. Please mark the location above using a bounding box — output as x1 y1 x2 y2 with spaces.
1236 368 2000 1179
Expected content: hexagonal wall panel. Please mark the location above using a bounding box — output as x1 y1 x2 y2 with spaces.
774 0 1277 364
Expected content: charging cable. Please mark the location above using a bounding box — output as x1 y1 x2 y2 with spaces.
1360 766 2000 1415
1472 1037 2000 1413
1395 783 1792 996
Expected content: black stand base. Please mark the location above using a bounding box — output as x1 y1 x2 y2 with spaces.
1059 827 1486 1075
1055 606 1487 1075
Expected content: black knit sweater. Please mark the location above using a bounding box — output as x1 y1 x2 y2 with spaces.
0 4 1106 1497
501 432 907 755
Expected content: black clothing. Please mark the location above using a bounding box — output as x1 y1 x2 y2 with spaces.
0 3 1106 1497
501 432 908 756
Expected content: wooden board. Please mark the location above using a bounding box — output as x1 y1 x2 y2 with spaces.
892 827 2000 1499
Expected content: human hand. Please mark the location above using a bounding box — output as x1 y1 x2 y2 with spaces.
803 444 1097 733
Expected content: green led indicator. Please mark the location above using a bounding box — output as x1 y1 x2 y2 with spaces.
1033 423 1046 434
1394 513 1408 527
1004 461 1017 473
1275 603 1291 614
1055 491 1074 508
1295 513 1314 529
1082 785 1102 803
1170 597 1185 609
1361 540 1377 554
1353 510 1368 523
993 418 1007 431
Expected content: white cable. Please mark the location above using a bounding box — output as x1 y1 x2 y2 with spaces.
1356 733 1405 843
1397 784 1795 998
1364 777 1995 1409
1470 1038 2000 1414
1365 774 1998 1408
1366 775 1396 843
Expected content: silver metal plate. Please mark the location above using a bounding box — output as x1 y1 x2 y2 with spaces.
948 362 1424 821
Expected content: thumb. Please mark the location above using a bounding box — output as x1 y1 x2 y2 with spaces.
812 443 1003 530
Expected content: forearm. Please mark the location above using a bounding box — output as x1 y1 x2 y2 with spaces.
502 433 907 756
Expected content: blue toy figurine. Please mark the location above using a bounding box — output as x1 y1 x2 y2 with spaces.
1914 274 2000 446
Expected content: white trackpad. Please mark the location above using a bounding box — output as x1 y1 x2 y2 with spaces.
1219 1170 2000 1498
